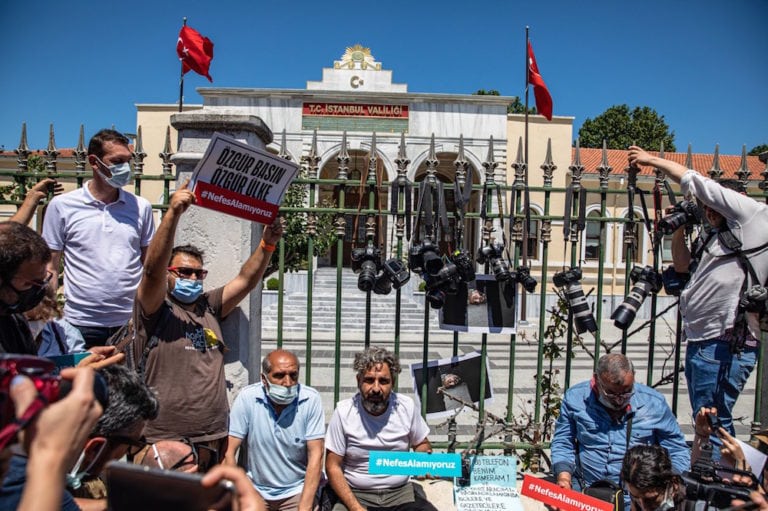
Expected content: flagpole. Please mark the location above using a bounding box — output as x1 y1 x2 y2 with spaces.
178 17 187 113
520 26 531 323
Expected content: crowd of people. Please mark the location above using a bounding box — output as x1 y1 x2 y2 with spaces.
0 130 766 510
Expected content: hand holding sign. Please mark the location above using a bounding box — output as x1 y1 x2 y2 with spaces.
170 180 196 216
262 217 284 246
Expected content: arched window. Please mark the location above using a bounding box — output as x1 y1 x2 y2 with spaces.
525 206 542 261
621 210 646 264
584 210 606 262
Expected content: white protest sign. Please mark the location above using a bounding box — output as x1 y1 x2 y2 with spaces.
189 132 299 224
455 455 523 511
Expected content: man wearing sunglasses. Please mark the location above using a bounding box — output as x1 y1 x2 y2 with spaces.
0 222 52 354
133 180 282 470
42 129 156 348
550 354 689 508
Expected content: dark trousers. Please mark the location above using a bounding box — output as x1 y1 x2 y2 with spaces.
72 324 121 349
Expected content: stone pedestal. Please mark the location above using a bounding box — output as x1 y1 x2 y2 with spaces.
170 113 274 399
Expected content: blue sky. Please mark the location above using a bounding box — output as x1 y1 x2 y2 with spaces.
1 0 766 154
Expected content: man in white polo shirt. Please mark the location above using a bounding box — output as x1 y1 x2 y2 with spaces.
42 129 155 347
225 349 325 511
325 346 437 511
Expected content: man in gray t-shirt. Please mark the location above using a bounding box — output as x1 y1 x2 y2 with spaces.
325 347 436 511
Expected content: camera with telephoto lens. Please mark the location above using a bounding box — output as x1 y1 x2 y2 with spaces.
408 240 443 275
476 242 511 281
659 200 702 235
449 249 476 283
0 354 110 449
681 437 756 509
612 265 663 330
661 265 690 297
511 266 537 293
553 267 597 334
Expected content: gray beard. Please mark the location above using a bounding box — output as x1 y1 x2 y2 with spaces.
362 396 389 415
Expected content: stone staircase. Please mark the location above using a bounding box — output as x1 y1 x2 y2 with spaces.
262 267 441 335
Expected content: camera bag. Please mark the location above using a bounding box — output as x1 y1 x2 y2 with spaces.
583 480 624 511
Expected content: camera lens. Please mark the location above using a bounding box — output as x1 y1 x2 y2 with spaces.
611 280 653 330
426 288 446 309
491 258 511 281
658 212 688 235
357 260 378 292
422 250 444 275
564 282 598 334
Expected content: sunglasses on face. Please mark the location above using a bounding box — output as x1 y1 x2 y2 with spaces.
167 267 208 280
9 271 53 294
111 435 150 458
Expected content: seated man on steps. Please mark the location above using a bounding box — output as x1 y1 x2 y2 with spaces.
325 346 437 511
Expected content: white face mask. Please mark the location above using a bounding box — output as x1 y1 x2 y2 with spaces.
263 377 298 405
97 158 133 188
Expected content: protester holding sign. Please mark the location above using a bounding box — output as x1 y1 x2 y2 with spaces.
133 181 282 471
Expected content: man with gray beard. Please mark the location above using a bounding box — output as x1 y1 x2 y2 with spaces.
325 347 437 511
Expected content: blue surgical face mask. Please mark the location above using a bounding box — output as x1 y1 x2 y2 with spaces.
97 159 133 188
171 278 203 303
263 377 299 405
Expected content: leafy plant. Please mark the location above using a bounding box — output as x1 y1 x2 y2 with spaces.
264 166 337 277
265 277 279 291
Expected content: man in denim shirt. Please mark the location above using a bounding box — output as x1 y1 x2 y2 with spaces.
551 354 689 497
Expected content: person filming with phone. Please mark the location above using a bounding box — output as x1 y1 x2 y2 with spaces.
628 147 768 453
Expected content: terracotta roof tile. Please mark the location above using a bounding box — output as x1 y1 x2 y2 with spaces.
576 147 765 180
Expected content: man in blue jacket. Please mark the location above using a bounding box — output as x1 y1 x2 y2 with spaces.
551 353 689 496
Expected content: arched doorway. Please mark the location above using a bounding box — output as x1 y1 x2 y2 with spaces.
318 149 389 266
412 152 481 259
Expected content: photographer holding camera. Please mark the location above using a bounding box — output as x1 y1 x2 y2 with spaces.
628 146 768 448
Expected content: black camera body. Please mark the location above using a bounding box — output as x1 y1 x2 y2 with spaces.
659 200 702 235
408 241 443 275
661 265 690 296
612 265 663 330
423 260 461 309
476 242 511 281
450 249 476 283
553 267 597 334
511 266 537 293
351 246 410 295
682 441 756 509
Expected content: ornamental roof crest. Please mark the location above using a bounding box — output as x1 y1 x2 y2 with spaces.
334 44 381 71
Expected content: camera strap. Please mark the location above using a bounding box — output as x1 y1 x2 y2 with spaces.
0 393 49 450
413 179 449 245
390 178 413 241
453 165 474 249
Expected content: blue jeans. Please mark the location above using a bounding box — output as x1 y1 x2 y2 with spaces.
685 339 757 454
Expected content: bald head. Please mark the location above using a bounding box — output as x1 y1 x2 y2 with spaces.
262 349 299 374
139 440 197 473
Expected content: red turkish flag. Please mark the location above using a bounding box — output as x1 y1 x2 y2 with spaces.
527 40 552 121
177 25 214 82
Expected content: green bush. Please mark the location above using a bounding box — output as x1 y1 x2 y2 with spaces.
266 277 280 291
418 281 426 292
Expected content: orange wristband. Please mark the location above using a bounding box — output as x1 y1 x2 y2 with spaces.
260 239 276 252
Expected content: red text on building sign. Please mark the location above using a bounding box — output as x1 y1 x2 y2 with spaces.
303 102 408 118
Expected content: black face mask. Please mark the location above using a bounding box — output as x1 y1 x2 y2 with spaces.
0 282 48 314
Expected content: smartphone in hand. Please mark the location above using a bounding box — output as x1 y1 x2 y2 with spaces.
106 461 233 511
